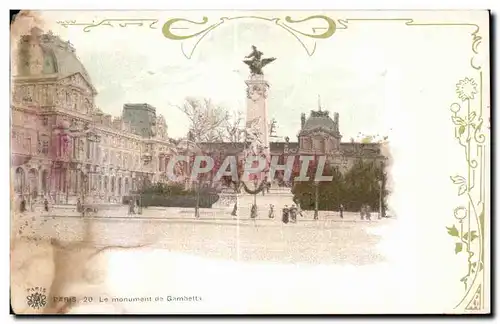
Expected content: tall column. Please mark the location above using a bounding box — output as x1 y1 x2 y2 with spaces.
159 155 165 172
245 74 270 152
38 171 43 196
76 169 81 197
71 169 75 195
89 173 94 191
65 168 69 193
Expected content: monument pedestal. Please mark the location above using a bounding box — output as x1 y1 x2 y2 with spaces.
245 74 270 150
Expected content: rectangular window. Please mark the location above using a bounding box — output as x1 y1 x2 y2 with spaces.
86 140 91 159
42 140 49 154
23 137 31 154
72 138 77 159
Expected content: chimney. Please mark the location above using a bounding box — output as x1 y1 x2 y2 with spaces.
104 115 112 126
301 113 306 129
334 112 339 132
112 117 124 130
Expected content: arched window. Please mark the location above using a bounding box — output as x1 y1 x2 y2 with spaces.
41 169 49 193
15 167 25 193
28 168 38 196
124 178 129 194
118 178 122 195
86 140 91 159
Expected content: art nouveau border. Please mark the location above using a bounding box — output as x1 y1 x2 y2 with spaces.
55 13 490 312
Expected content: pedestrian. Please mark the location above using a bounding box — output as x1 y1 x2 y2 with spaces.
128 199 135 215
297 202 304 218
290 204 297 223
76 198 82 213
360 204 365 220
282 205 290 224
250 204 258 219
366 205 372 221
268 204 275 218
231 202 238 217
339 204 344 219
44 198 49 212
20 197 26 213
136 198 142 215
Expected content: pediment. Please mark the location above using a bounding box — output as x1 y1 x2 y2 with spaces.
299 128 336 137
58 72 96 95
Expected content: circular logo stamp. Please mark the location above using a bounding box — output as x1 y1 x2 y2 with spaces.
26 287 47 309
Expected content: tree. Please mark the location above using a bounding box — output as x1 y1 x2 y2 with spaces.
291 159 344 211
292 158 388 212
174 97 230 143
173 97 232 217
217 110 246 143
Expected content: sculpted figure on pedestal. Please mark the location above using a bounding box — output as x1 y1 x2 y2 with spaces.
243 46 276 76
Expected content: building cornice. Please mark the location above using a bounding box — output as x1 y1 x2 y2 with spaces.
12 74 59 83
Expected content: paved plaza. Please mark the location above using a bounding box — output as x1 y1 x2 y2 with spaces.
13 204 390 266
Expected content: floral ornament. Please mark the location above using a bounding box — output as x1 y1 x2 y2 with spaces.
26 292 47 309
447 75 486 310
456 77 478 101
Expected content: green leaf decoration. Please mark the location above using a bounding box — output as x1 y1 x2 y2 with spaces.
458 125 466 135
479 210 485 232
468 111 477 122
451 175 466 184
476 119 484 131
479 262 483 271
458 184 467 195
455 242 463 254
452 116 466 126
463 230 478 242
446 225 459 237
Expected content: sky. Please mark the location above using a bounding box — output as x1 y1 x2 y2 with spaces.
38 11 393 141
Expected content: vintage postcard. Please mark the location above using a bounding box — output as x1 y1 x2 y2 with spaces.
9 10 490 314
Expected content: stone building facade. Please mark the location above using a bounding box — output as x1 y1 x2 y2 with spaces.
195 107 385 186
10 28 385 206
11 28 176 205
294 109 385 172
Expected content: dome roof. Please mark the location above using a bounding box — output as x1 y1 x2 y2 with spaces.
302 110 336 131
16 29 94 90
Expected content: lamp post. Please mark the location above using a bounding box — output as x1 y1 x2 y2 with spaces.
314 180 319 220
254 178 258 207
378 180 382 219
378 160 385 219
66 170 70 204
28 182 33 212
78 169 87 217
195 180 200 219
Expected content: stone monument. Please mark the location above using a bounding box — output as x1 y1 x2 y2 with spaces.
243 45 276 153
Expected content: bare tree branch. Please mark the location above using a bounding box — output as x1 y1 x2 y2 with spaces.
174 97 240 144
